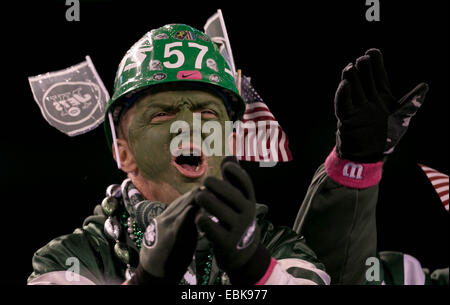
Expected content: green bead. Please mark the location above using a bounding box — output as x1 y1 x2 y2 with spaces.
114 242 130 265
101 197 119 216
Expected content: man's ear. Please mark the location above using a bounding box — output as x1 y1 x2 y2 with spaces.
113 138 138 175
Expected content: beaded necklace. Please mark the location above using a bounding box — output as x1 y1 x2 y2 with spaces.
199 247 224 285
119 211 144 249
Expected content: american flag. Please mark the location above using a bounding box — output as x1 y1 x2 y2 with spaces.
236 75 293 162
204 10 293 163
419 164 449 212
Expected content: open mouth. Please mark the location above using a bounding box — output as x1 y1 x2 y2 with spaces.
171 146 206 178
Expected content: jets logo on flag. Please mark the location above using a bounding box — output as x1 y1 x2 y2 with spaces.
28 56 109 136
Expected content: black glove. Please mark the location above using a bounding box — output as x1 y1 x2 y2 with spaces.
195 157 271 284
335 48 429 163
129 190 199 284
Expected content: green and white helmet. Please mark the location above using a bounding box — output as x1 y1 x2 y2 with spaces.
104 24 245 149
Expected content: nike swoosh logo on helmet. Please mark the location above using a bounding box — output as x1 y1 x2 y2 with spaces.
181 73 195 78
176 71 202 80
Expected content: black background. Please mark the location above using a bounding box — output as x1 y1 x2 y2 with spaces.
1 0 448 284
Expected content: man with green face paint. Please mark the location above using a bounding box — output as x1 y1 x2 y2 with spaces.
28 24 330 285
121 85 230 203
27 23 445 286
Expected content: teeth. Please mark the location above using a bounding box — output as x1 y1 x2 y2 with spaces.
195 166 199 171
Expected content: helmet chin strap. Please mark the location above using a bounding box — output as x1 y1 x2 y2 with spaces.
108 111 122 169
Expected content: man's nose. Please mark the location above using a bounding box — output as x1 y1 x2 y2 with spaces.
177 108 195 127
171 108 200 139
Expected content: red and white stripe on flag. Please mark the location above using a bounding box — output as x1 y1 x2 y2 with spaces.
237 102 293 162
419 164 449 212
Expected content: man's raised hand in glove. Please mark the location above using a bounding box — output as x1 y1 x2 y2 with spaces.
301 49 430 284
194 157 273 285
128 190 199 284
326 48 429 188
335 48 428 162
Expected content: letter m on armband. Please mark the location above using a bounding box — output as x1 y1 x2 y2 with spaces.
342 162 363 180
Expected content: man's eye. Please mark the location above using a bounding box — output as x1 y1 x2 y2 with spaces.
151 112 173 122
200 109 217 118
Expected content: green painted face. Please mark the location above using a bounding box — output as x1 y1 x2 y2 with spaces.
127 86 230 197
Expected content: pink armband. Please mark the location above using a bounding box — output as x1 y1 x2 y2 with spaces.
255 257 277 285
325 147 383 189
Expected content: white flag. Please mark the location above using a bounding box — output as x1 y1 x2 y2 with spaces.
204 9 237 77
28 56 109 136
